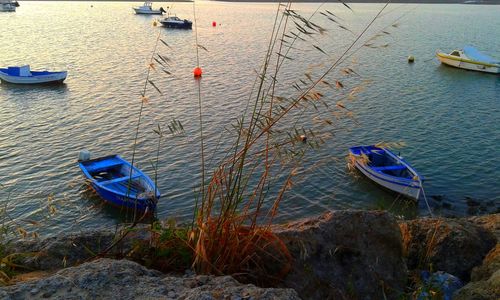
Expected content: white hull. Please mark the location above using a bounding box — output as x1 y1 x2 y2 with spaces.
0 72 67 84
0 5 15 12
355 161 421 200
437 53 500 74
133 8 163 15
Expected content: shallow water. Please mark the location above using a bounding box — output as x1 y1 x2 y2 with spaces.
0 1 499 236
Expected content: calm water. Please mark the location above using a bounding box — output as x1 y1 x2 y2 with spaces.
0 1 499 236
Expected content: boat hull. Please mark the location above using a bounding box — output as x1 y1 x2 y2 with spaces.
133 8 163 15
0 71 67 84
354 160 421 200
90 181 156 212
437 53 500 74
349 146 422 200
0 5 15 12
78 155 160 212
160 21 192 29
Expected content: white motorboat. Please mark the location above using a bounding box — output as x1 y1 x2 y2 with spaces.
436 46 500 74
133 1 166 15
0 0 16 12
0 65 67 84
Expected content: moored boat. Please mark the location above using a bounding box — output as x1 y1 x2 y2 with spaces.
0 0 16 12
348 145 423 200
436 46 500 74
159 15 193 29
133 1 166 15
0 65 67 84
78 153 160 212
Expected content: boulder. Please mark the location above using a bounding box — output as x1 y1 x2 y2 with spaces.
8 227 151 271
0 258 300 300
467 214 500 241
454 244 500 300
399 216 496 281
275 210 407 300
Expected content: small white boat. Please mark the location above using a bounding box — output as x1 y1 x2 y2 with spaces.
436 46 500 74
0 65 67 84
0 0 16 12
348 145 423 200
133 1 166 15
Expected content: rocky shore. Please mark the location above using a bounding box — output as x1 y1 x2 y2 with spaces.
1 210 498 299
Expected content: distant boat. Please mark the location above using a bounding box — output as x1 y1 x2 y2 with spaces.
78 153 160 212
0 65 67 84
348 145 423 200
0 0 16 12
436 46 500 74
133 1 166 15
160 15 193 29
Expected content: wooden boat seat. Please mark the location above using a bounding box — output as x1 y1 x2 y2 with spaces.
87 161 123 173
372 165 406 172
103 174 142 184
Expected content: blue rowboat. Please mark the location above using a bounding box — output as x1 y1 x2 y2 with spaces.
78 154 160 212
0 65 67 84
348 145 423 200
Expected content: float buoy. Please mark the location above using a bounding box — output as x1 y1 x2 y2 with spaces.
193 67 203 77
212 21 217 27
408 55 415 63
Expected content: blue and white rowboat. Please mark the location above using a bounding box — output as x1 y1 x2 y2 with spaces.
0 65 67 84
78 154 160 212
348 145 423 200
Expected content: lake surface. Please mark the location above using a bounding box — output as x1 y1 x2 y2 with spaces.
0 1 499 236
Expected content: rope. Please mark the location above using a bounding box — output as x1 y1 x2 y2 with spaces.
192 1 205 203
419 179 433 217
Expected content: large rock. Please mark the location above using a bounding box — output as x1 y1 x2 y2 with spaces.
0 258 300 300
468 214 500 241
399 216 496 281
454 244 500 300
9 227 150 271
275 210 407 300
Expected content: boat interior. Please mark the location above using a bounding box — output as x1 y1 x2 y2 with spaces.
83 157 148 196
352 146 414 179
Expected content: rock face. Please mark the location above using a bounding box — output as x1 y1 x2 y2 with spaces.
399 216 496 281
0 258 300 300
275 210 407 300
9 228 150 271
453 244 500 300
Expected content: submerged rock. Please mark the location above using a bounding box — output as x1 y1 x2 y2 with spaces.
0 258 300 300
275 210 407 300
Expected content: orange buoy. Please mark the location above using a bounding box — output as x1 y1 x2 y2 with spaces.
212 21 217 27
193 67 203 77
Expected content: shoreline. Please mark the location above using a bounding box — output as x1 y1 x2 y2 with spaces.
1 210 498 299
14 0 500 4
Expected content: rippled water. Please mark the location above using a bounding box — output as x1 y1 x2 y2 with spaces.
0 1 499 236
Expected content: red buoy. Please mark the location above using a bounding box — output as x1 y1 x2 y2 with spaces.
193 67 203 77
212 21 217 27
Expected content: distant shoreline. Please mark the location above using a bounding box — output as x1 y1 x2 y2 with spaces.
214 0 500 3
15 0 500 3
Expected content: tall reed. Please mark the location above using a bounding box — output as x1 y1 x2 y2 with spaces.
190 1 396 282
